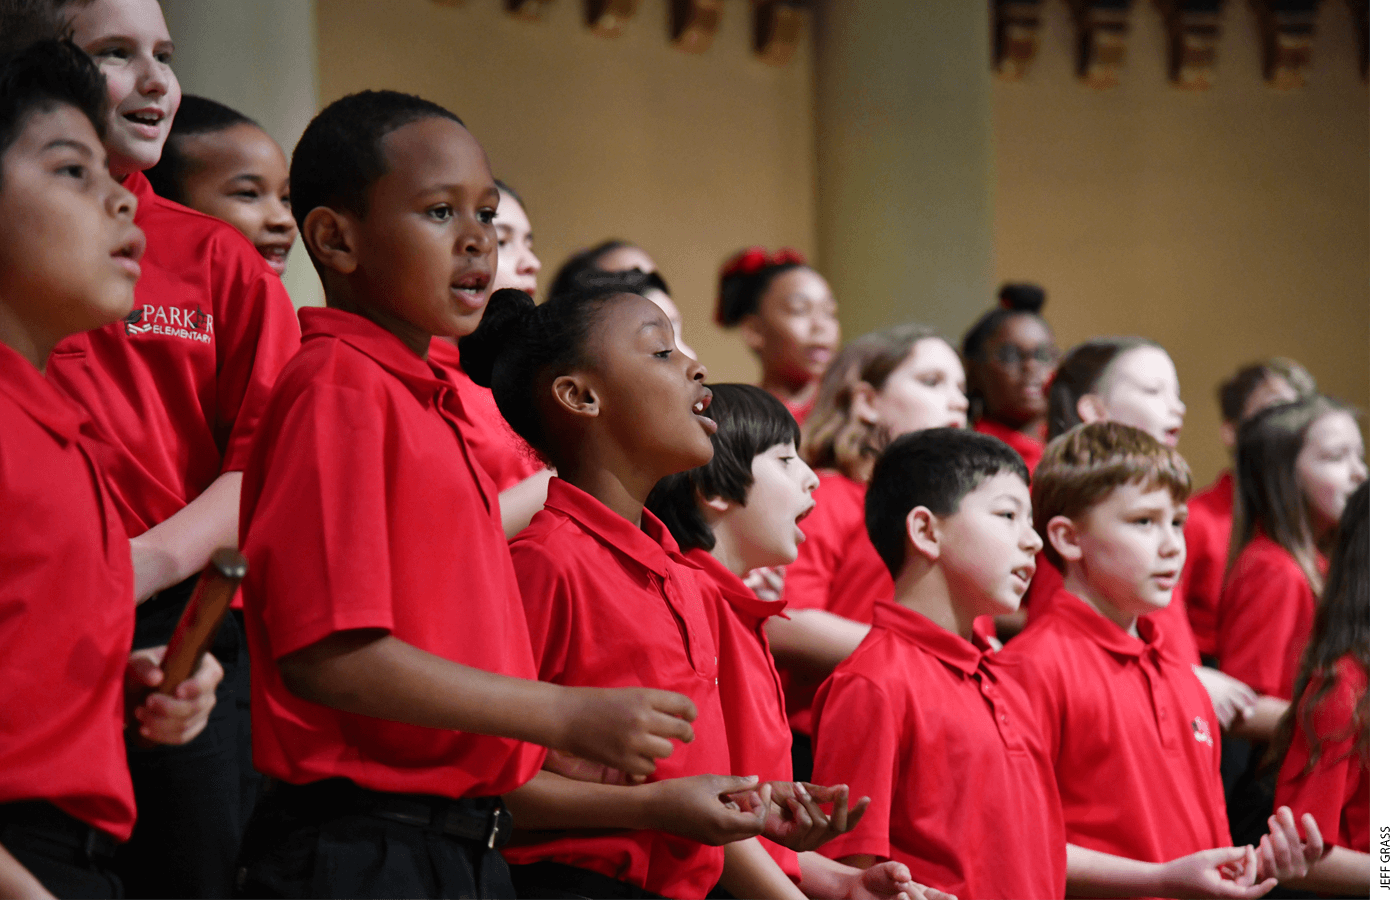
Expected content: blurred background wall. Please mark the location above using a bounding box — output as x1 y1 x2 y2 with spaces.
161 0 1367 479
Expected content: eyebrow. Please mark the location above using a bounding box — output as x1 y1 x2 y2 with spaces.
637 315 669 334
42 138 95 156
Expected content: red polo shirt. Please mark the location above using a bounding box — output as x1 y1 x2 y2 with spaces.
0 344 136 840
686 548 802 883
1021 557 1201 666
973 417 1045 475
811 599 1066 900
780 472 893 734
997 588 1232 871
238 307 545 797
1180 471 1234 658
1216 534 1320 699
47 172 300 537
1274 654 1368 853
427 337 541 492
506 479 730 899
783 394 815 426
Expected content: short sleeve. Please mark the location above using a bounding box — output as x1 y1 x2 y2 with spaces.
212 235 301 473
1274 669 1366 847
811 671 900 863
1217 552 1314 697
241 379 395 659
509 536 574 680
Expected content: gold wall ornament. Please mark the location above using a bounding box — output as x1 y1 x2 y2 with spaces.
506 0 554 20
1157 0 1223 91
671 0 723 53
586 0 639 37
753 0 802 67
992 0 1044 81
1069 0 1132 89
1250 0 1319 90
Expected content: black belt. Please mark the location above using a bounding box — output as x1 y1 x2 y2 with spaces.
0 801 119 861
267 778 512 848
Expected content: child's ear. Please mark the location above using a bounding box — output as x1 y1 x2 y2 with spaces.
699 492 733 516
1045 515 1083 563
738 315 765 354
906 506 941 563
851 381 880 427
302 207 357 275
550 373 599 419
1075 393 1109 425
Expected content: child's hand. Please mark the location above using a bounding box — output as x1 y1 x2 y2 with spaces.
557 686 697 777
643 774 770 845
1255 806 1324 884
126 647 223 744
541 748 645 786
1157 845 1276 899
1193 666 1257 729
758 781 870 851
843 860 957 900
743 566 785 603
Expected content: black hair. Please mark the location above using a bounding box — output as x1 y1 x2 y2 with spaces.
289 89 464 232
715 251 807 327
552 266 670 301
0 0 68 54
645 384 802 552
1217 358 1316 425
144 94 258 204
548 239 641 301
865 428 1028 577
961 282 1052 422
460 285 628 466
0 39 107 190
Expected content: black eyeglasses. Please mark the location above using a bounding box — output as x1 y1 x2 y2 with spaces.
989 344 1059 367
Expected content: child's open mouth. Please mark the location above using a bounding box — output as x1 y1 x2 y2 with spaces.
451 271 491 310
692 390 717 434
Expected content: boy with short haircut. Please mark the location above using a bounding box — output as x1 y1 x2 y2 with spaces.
812 428 1288 900
0 38 219 899
236 89 698 900
996 421 1322 896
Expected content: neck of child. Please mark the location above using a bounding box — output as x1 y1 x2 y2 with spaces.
707 530 750 576
1006 412 1046 439
1061 567 1141 638
557 458 658 528
327 293 432 358
760 372 816 409
894 561 977 640
0 307 53 372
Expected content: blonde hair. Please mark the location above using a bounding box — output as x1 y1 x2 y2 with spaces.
801 324 944 482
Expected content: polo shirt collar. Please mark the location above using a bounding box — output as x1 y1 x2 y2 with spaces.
123 171 154 221
544 478 686 580
6 343 85 444
1046 587 1164 660
297 307 448 400
871 597 993 677
683 548 789 622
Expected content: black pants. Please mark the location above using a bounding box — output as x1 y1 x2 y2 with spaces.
113 574 246 899
236 779 515 899
511 862 667 900
790 730 814 784
0 802 123 899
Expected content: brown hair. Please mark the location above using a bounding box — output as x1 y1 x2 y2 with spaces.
801 324 944 482
1217 357 1316 425
1032 422 1193 571
1045 336 1161 440
1230 395 1354 594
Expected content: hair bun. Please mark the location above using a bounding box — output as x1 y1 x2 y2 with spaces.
997 282 1046 314
460 288 534 387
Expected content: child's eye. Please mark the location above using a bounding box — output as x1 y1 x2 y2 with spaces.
57 163 86 179
653 349 673 360
427 205 453 221
94 46 130 61
232 190 259 200
477 208 497 225
156 50 175 65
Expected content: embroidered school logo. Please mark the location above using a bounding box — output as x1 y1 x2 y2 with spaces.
123 308 150 335
124 305 214 344
1191 716 1213 747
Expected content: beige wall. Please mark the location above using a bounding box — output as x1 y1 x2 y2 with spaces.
317 0 818 387
992 0 1368 478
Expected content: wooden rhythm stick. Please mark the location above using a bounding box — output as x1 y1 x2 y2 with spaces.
156 548 248 694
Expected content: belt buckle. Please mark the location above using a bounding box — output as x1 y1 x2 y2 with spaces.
485 806 502 849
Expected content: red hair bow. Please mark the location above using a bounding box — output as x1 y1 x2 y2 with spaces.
721 246 808 280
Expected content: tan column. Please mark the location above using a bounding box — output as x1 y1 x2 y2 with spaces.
161 0 322 308
812 1 995 342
